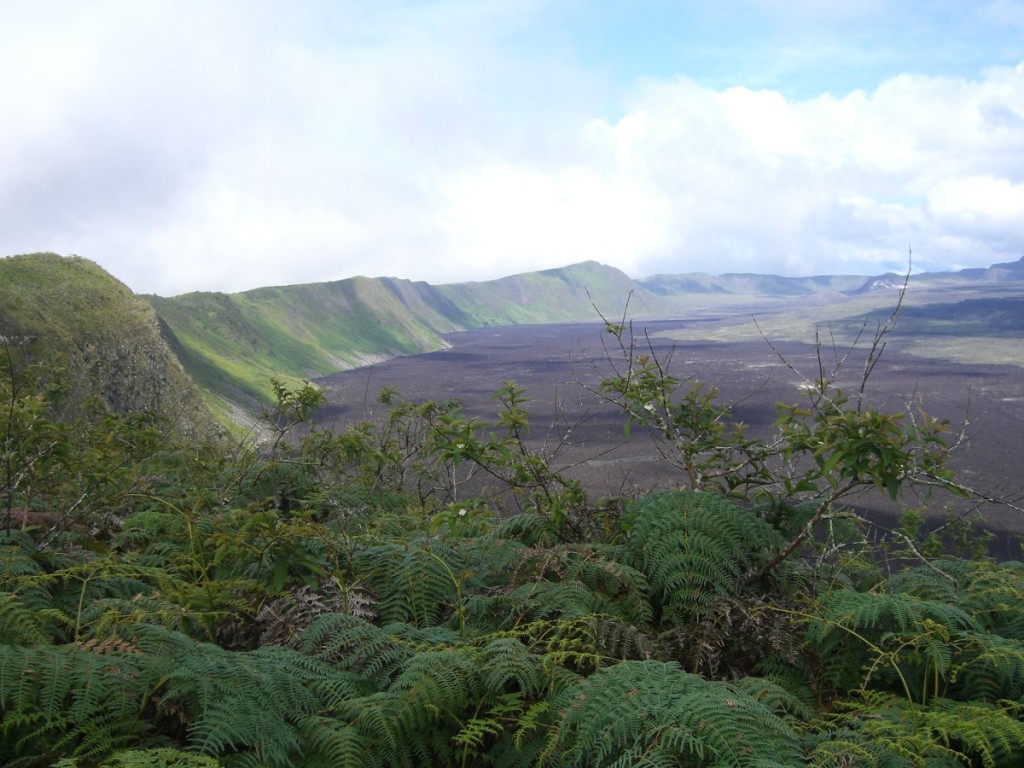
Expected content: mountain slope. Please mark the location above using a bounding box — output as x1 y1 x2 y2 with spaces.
0 253 213 439
146 277 470 419
436 260 657 324
9 252 1019 431
148 260 662 418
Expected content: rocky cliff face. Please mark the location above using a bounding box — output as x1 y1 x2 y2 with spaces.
0 253 215 440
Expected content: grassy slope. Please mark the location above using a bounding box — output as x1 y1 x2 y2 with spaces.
151 256 1024 424
149 261 666 416
0 253 148 339
146 278 468 413
12 252 1013 429
436 260 660 324
0 253 213 437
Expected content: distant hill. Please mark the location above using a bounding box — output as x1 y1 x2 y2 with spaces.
0 253 213 439
145 277 468 422
146 261 658 419
639 271 867 297
133 252 1024 424
5 252 1022 430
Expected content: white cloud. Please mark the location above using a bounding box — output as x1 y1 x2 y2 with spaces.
0 1 1022 294
928 176 1024 236
437 164 672 278
445 62 1024 279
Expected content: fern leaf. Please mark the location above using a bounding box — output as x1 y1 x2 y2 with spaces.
0 591 50 644
625 490 782 625
355 539 464 627
301 612 413 686
548 660 803 767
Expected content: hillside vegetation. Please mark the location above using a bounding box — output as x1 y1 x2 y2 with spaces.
2 301 1024 766
0 253 213 440
4 252 1023 432
146 254 1024 427
146 260 662 420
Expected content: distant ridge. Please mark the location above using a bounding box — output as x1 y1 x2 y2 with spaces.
147 253 1024 423
639 271 867 297
5 251 1022 428
145 260 655 420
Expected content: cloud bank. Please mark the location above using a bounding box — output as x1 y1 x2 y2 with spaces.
0 1 1021 295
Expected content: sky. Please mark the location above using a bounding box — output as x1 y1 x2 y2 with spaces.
1 0 1023 297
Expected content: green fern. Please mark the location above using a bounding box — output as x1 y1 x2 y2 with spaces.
126 623 364 768
546 659 804 767
507 542 653 625
0 591 51 644
951 629 1024 703
806 692 1024 768
301 612 414 687
322 638 556 768
625 490 783 625
0 532 63 643
294 716 371 768
354 538 465 627
806 587 979 697
951 559 1024 639
0 642 150 763
459 540 652 633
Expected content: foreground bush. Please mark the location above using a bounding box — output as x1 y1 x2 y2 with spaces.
3 327 1023 766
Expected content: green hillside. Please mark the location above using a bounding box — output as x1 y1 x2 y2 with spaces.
145 278 475 420
436 260 659 324
0 253 212 439
148 260 665 421
9 252 1021 431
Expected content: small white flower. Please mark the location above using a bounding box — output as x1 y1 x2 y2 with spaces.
644 401 656 412
456 443 465 450
457 508 468 517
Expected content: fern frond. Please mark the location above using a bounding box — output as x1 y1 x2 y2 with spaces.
0 642 148 763
300 612 413 686
731 675 817 722
124 624 355 768
513 616 607 673
355 539 465 627
461 528 529 578
506 580 606 620
950 628 1024 703
952 559 1024 640
568 553 652 625
514 542 653 626
257 581 376 647
297 716 373 768
487 510 561 547
808 692 1024 768
754 652 821 717
807 587 979 696
885 564 959 603
923 697 1024 768
0 535 46 578
547 660 803 767
625 490 782 625
0 591 51 644
591 615 663 662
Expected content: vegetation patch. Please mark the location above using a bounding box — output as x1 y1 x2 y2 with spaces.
3 301 1023 767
